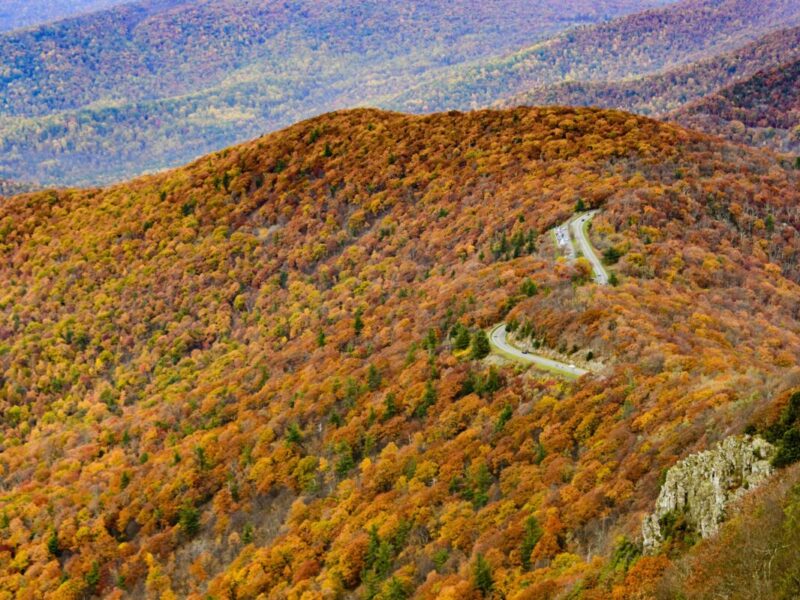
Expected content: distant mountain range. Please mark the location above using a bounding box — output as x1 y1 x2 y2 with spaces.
501 25 800 119
0 0 673 186
1 0 799 188
0 177 37 197
498 22 800 154
674 56 800 154
0 0 133 32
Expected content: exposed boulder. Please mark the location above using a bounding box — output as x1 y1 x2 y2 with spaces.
642 435 776 553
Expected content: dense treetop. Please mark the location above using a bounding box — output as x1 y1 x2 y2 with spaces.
1 106 799 598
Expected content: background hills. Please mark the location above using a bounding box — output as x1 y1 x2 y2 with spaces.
0 178 35 197
389 0 800 114
1 105 799 598
0 0 132 33
3 0 799 187
501 24 800 122
673 56 800 154
0 0 671 186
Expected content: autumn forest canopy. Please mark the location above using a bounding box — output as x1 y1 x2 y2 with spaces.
1 105 800 598
2 1 800 599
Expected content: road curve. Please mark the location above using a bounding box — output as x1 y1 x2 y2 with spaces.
489 324 589 377
570 210 609 285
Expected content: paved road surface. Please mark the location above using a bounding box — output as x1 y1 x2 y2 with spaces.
487 211 609 376
490 324 589 377
570 210 609 285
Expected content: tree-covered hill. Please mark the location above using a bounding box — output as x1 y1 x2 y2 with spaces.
0 0 134 33
1 106 799 598
386 0 800 115
500 25 800 121
673 57 800 154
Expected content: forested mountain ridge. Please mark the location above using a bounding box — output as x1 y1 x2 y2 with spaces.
673 57 800 154
0 0 669 186
1 106 799 598
0 0 134 33
386 0 800 115
500 24 800 120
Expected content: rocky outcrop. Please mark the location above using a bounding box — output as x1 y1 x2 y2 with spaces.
642 435 776 553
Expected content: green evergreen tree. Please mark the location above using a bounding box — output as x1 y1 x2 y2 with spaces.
471 463 492 508
473 553 494 596
335 443 355 476
354 308 364 336
414 380 437 418
453 325 471 351
366 525 381 567
374 539 394 578
382 392 398 421
47 529 60 557
179 505 201 537
470 330 490 360
85 561 101 593
194 445 209 470
424 328 438 355
521 278 538 297
385 577 409 600
520 515 543 570
495 404 513 432
242 523 254 544
285 422 303 445
367 364 382 391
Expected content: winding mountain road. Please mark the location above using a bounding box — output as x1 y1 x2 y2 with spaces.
490 324 589 377
571 210 609 285
488 211 608 377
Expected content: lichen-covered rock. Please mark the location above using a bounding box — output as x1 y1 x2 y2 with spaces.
642 435 776 553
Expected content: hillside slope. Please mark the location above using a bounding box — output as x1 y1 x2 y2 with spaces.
386 0 800 114
501 25 800 119
673 57 800 154
0 0 668 186
1 107 800 598
0 0 133 32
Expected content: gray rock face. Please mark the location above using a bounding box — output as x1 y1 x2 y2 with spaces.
642 435 776 553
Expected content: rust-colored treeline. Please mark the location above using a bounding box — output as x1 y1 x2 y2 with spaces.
0 106 799 598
